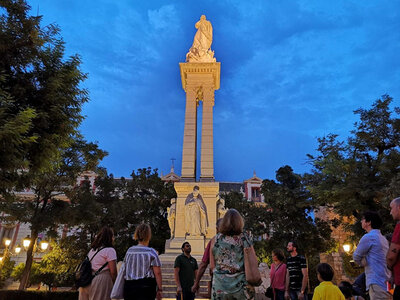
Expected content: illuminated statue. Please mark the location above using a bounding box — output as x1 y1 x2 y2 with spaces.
185 186 208 236
186 15 216 62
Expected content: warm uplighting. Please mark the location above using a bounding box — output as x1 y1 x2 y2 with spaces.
23 236 31 249
15 245 21 254
0 257 3 262
343 244 351 253
40 241 49 251
4 238 11 247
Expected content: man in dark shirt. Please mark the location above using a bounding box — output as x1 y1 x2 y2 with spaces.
285 241 308 300
174 242 198 300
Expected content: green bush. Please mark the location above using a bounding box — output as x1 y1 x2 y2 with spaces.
0 253 15 288
0 290 78 300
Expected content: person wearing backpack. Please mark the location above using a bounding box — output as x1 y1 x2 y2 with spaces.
79 226 117 300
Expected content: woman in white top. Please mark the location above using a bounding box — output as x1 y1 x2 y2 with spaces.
79 226 117 300
123 223 162 300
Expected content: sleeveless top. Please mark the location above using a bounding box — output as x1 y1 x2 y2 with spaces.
212 232 254 299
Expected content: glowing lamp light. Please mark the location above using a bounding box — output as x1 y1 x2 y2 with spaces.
40 241 49 251
23 236 31 249
4 239 11 247
0 257 3 262
15 246 21 254
343 244 351 253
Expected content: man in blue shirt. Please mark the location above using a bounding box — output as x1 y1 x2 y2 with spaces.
353 211 392 300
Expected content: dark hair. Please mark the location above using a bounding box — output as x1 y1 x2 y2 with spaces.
181 242 190 250
134 223 151 242
289 241 298 250
362 211 383 229
272 249 285 261
219 209 244 236
91 226 114 250
193 185 199 191
339 281 353 299
317 263 334 281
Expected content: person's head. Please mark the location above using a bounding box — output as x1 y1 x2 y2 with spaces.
219 209 244 236
134 223 151 244
390 197 400 221
287 241 298 253
216 218 223 233
181 242 191 254
316 263 334 282
193 186 200 197
91 226 114 250
361 211 383 231
339 281 353 299
200 15 206 20
272 249 285 263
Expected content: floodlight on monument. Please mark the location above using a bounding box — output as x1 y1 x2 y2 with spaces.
23 236 31 249
40 241 49 251
343 244 351 253
15 245 21 254
4 238 11 247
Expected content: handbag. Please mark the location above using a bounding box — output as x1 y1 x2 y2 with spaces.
265 263 283 298
110 261 126 299
243 234 262 286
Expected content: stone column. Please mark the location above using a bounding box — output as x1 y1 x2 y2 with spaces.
200 88 215 181
180 88 197 181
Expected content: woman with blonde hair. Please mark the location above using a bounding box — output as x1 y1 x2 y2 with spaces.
79 226 117 300
210 208 255 299
122 223 162 300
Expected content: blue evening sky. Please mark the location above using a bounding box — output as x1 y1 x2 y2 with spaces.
28 0 400 182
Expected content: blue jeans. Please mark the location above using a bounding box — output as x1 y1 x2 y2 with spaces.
289 290 308 300
273 289 285 300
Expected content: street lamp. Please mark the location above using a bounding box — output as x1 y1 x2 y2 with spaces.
15 245 21 254
40 241 49 251
23 236 31 250
4 238 11 247
343 244 351 253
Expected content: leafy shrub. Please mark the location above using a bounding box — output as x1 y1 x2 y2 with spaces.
0 290 78 300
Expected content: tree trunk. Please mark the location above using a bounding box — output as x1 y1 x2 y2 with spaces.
18 229 38 290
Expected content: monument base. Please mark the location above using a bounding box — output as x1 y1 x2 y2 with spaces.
165 181 219 255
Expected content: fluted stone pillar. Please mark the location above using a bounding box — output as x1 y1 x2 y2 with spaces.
181 88 197 181
200 88 215 181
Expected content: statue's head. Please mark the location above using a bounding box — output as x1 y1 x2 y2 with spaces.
193 185 200 197
200 15 206 20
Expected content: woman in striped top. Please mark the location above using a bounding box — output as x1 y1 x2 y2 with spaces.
123 224 162 300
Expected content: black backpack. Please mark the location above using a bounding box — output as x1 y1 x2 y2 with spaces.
75 248 109 288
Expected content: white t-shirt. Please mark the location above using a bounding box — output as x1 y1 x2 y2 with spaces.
88 247 117 271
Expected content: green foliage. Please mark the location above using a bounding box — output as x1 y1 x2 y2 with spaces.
341 253 364 278
0 252 16 287
0 290 78 300
261 166 334 258
11 262 42 286
306 95 400 238
70 167 176 259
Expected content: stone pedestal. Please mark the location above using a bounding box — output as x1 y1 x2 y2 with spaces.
168 181 219 255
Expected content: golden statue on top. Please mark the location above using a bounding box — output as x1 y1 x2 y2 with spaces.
186 15 216 63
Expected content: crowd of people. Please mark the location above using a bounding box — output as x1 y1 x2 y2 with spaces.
77 197 400 300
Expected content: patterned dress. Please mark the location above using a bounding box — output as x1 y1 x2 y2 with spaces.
212 232 255 300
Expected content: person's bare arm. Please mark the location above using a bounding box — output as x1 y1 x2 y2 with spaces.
299 267 308 300
284 269 290 300
153 266 163 300
387 243 400 269
174 267 182 292
108 260 117 282
192 261 207 293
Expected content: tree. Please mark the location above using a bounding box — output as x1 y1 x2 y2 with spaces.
261 166 334 256
71 167 176 259
0 1 107 289
306 95 400 238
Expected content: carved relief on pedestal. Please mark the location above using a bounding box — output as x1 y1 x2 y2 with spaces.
216 194 227 219
167 198 176 238
184 186 208 236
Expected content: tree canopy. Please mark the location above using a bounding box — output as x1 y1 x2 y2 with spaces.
305 95 400 237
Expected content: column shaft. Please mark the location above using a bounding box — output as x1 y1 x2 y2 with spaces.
200 91 214 181
181 90 197 181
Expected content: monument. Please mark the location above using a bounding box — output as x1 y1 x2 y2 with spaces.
166 15 222 254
